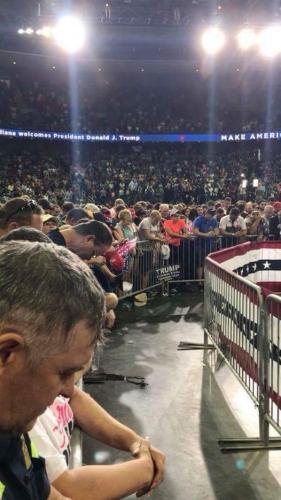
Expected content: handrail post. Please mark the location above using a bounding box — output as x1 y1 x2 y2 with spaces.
258 304 270 447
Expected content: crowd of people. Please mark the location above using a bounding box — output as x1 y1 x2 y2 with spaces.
0 187 280 498
0 195 168 499
0 143 280 206
1 72 281 135
1 57 281 500
1 194 281 298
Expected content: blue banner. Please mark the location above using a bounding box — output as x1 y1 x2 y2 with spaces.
0 127 281 143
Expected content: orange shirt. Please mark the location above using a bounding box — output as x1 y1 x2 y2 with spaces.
164 219 186 246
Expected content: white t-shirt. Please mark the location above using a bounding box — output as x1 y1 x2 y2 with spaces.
219 215 246 233
138 217 161 241
29 396 74 482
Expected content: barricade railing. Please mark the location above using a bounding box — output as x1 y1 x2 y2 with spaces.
203 250 281 453
264 294 281 441
120 239 166 299
204 255 263 407
119 235 259 299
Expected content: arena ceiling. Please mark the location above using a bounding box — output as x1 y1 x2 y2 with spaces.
1 1 281 27
1 0 281 74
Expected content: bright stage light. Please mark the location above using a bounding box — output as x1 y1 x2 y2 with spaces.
237 29 256 50
36 26 52 37
41 26 52 38
259 26 281 57
17 28 25 35
26 28 34 35
201 27 226 55
54 16 86 53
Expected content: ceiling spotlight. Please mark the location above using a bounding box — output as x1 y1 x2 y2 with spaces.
237 28 257 50
54 16 86 53
201 27 226 55
259 26 281 57
26 27 34 35
17 28 25 35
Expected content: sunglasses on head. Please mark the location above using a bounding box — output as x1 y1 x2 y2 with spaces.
6 199 38 223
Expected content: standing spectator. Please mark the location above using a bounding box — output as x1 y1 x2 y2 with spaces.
38 198 53 214
269 202 281 240
0 197 43 236
244 201 254 217
115 209 138 241
133 207 147 227
65 208 92 226
255 204 274 241
222 197 232 213
163 208 190 245
219 207 247 247
42 214 58 235
159 204 170 220
246 209 263 238
110 199 126 219
193 208 219 283
62 201 74 217
163 208 191 278
138 210 164 243
138 210 165 290
215 207 225 223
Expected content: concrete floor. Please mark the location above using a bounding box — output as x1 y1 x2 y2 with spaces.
83 291 281 500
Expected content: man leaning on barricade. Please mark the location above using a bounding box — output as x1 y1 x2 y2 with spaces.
0 240 163 499
219 207 247 248
193 208 219 285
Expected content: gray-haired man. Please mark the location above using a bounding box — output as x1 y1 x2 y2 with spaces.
0 241 105 499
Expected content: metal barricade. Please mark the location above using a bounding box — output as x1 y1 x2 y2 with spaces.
204 255 263 406
204 254 281 452
165 235 258 292
264 294 281 440
119 235 259 299
163 236 216 293
120 240 165 299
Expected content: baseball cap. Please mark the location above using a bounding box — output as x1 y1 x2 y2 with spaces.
84 203 100 215
43 214 57 223
134 292 148 307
